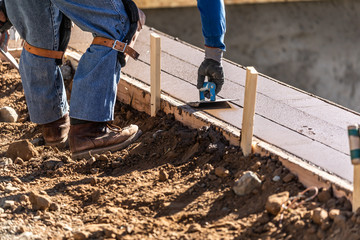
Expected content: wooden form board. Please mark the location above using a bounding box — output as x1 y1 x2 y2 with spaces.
134 0 319 8
64 25 358 200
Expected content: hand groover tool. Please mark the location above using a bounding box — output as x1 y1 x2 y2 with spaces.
187 82 238 108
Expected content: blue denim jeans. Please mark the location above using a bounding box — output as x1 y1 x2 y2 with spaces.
5 0 130 124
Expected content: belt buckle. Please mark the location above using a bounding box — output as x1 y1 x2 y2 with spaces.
112 40 127 53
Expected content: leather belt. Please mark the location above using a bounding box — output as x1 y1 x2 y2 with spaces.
23 42 64 60
92 36 139 60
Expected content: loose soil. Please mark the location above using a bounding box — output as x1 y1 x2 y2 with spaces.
0 60 360 240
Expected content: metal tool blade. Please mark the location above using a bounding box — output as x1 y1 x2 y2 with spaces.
0 47 19 70
187 98 239 108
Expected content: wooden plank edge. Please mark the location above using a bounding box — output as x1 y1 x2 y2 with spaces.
65 47 353 201
117 73 353 200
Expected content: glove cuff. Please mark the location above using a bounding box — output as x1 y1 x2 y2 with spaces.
205 46 223 64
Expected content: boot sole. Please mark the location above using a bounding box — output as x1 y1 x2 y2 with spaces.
71 129 142 160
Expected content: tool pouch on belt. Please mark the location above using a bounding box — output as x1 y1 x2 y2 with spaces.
56 15 72 65
0 0 12 33
118 0 142 67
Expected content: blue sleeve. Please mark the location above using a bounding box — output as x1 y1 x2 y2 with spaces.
197 0 226 50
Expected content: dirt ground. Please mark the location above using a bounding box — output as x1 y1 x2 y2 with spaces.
1 60 360 240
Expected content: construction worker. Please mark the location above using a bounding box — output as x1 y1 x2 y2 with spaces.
0 0 225 159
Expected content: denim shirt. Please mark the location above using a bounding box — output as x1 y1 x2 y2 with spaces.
197 0 226 50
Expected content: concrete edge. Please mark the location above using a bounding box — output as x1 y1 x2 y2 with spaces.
64 48 353 201
118 72 352 200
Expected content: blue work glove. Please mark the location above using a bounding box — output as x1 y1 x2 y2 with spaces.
197 47 224 98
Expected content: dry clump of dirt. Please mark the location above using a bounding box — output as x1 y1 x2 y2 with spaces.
0 61 360 240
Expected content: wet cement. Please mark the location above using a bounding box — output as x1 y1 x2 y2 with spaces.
142 0 360 113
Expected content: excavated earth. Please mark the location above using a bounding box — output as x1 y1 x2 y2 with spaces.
1 60 360 240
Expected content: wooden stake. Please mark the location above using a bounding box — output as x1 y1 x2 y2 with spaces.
241 66 258 156
150 33 161 117
348 125 360 212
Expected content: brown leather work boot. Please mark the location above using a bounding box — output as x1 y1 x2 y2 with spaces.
69 122 142 160
41 113 70 148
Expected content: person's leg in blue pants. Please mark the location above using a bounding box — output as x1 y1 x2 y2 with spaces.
5 0 141 158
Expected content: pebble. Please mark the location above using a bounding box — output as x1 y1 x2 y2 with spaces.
0 208 4 214
312 207 328 225
187 223 202 233
215 166 230 178
73 231 88 240
29 192 52 211
6 140 38 161
98 154 108 162
282 173 296 183
20 195 29 202
90 177 98 186
90 168 99 174
87 157 96 165
328 209 340 220
12 177 22 184
317 188 332 203
4 200 15 209
272 176 281 182
42 158 63 170
49 202 60 211
233 171 262 196
265 191 290 215
14 157 24 165
5 185 19 193
0 106 18 122
250 161 262 172
159 169 168 182
0 157 13 166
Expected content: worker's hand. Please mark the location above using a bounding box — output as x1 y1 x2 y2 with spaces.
0 30 8 51
197 47 224 97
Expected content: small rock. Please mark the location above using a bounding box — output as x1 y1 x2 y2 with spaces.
159 169 168 182
5 185 19 193
250 161 262 172
6 140 38 161
49 202 60 211
91 189 101 202
0 157 13 166
187 223 202 233
90 168 99 174
283 173 296 183
272 176 281 182
73 231 88 240
273 168 282 177
265 191 290 215
14 157 24 165
204 163 214 171
294 220 305 229
0 106 18 122
233 171 262 196
3 200 15 209
31 137 44 146
98 154 108 162
329 209 340 220
312 208 328 225
12 177 22 184
87 157 96 165
29 192 51 210
42 158 63 170
318 188 332 203
0 208 4 214
215 166 230 178
90 177 98 186
20 195 29 202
